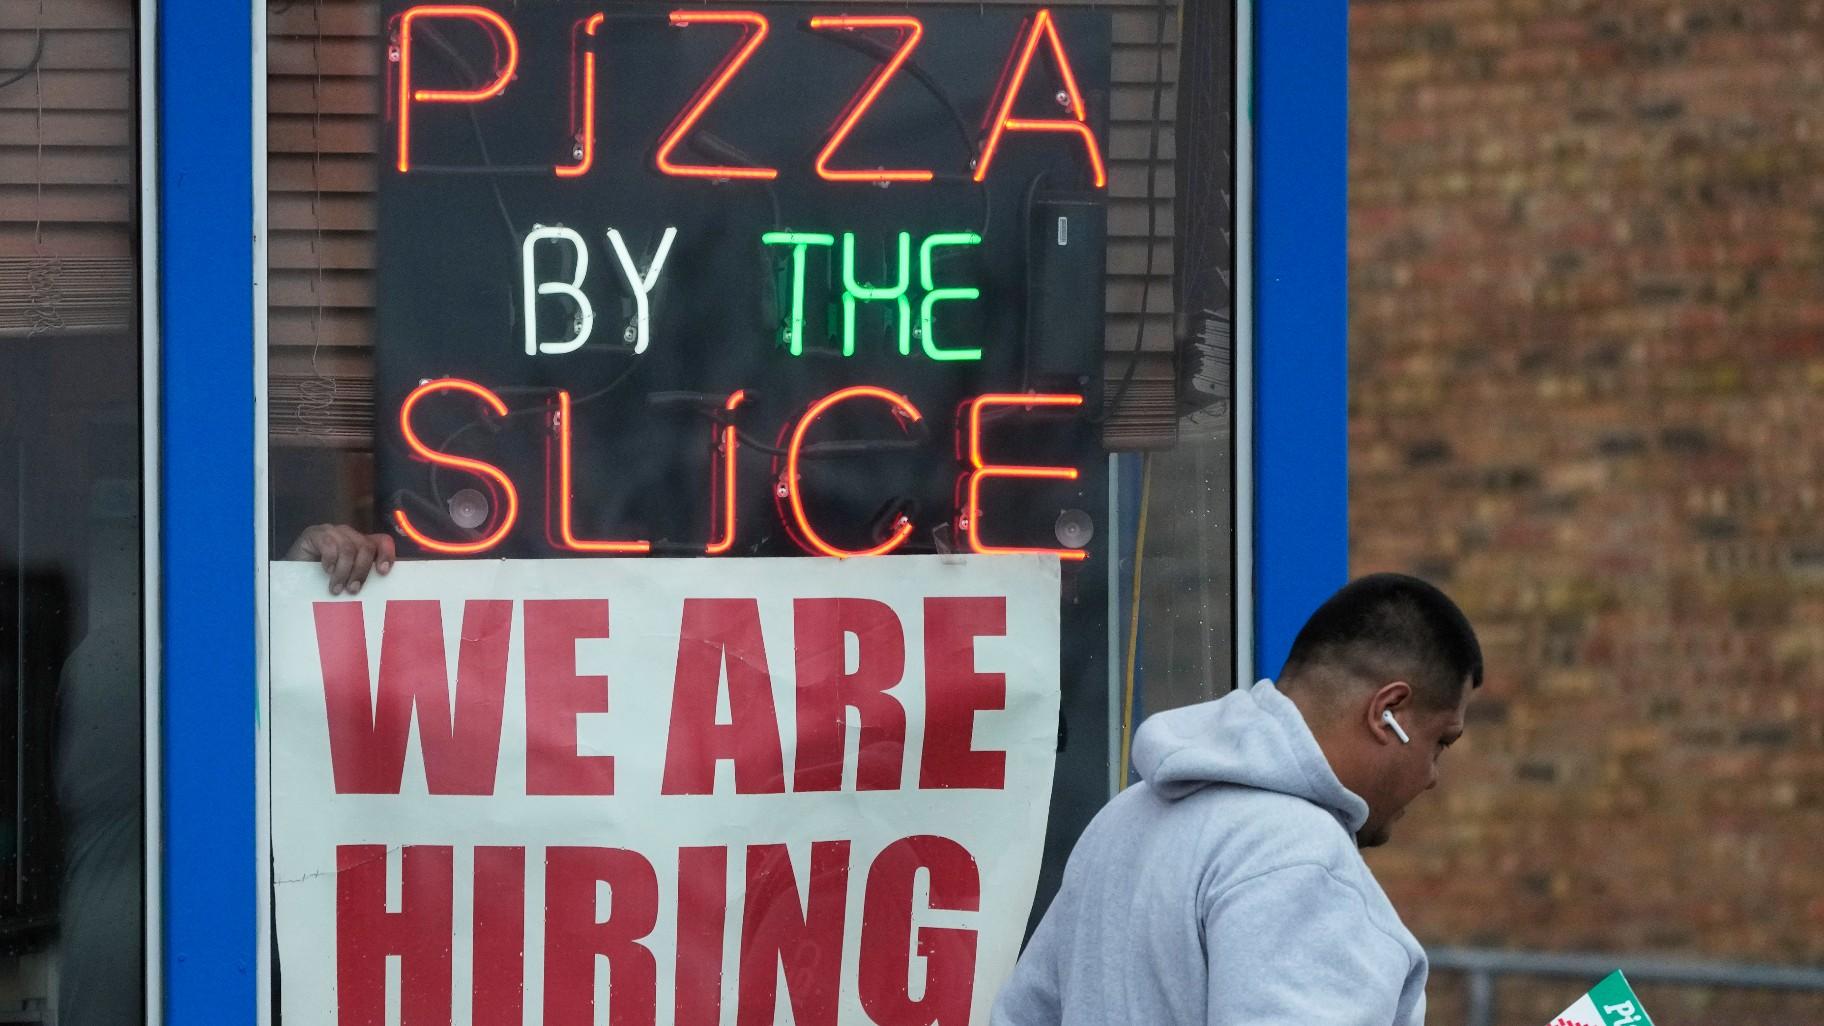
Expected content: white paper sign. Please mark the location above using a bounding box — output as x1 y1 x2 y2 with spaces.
270 555 1061 1026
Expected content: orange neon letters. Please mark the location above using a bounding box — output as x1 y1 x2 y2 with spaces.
553 390 652 554
973 9 1107 188
960 393 1088 560
392 386 1094 560
393 379 521 554
396 5 521 174
807 17 932 183
705 391 748 555
655 10 778 180
782 387 922 558
555 13 605 177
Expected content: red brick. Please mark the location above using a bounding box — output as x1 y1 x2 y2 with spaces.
1351 0 1824 1017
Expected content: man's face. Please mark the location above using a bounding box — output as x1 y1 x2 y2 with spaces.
1356 681 1471 848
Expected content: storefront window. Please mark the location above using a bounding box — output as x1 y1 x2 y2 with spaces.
264 0 1229 1016
0 2 146 1022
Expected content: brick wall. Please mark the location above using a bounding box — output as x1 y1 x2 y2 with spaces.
1349 1 1824 1022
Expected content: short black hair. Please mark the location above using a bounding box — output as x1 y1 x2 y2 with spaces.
1279 573 1483 709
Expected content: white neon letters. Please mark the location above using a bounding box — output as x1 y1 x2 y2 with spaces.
521 225 678 357
522 225 595 355
605 226 677 356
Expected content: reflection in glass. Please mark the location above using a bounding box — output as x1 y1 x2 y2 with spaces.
0 2 145 1022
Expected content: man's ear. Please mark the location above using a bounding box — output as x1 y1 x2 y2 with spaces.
1367 680 1414 744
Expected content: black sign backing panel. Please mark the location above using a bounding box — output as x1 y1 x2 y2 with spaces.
378 4 1109 558
375 2 1114 925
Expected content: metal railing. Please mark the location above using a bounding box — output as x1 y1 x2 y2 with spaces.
1428 946 1824 1026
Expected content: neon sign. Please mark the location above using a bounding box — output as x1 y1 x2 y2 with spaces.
959 393 1087 561
393 379 521 555
758 232 835 357
839 232 913 358
521 226 593 356
395 6 519 175
807 16 934 183
555 13 605 178
379 4 1112 561
779 386 924 559
604 226 677 356
973 9 1107 188
397 378 1085 560
522 225 678 356
552 389 652 554
386 5 1108 189
918 233 983 361
654 11 780 181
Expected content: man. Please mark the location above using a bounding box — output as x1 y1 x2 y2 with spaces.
992 573 1481 1026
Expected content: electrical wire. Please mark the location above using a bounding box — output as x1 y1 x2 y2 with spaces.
299 0 340 432
28 0 44 247
425 361 929 505
1020 170 1049 390
427 357 644 507
817 29 991 236
416 24 519 244
0 26 44 92
689 131 784 228
821 31 975 155
647 392 927 458
1117 453 1154 790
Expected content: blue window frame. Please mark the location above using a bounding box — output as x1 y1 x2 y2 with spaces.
1253 0 1349 676
160 0 258 1019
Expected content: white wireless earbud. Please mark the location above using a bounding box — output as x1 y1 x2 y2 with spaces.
1381 709 1411 744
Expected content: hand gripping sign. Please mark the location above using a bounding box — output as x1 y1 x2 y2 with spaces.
270 554 1060 1025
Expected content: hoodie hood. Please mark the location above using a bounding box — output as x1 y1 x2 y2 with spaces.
1130 679 1369 835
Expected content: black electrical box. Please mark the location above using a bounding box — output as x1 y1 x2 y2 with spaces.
1026 191 1107 399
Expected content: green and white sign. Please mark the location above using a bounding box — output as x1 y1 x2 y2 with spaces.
1548 971 1656 1026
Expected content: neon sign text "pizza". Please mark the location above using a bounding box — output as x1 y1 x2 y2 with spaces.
391 6 1107 187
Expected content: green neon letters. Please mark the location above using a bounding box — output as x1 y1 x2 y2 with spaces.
764 230 982 361
918 232 982 361
760 231 836 356
841 232 913 356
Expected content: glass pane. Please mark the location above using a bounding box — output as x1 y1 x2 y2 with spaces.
1120 0 1237 728
0 2 146 1023
263 0 1229 1013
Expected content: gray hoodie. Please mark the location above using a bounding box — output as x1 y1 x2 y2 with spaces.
990 680 1428 1026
